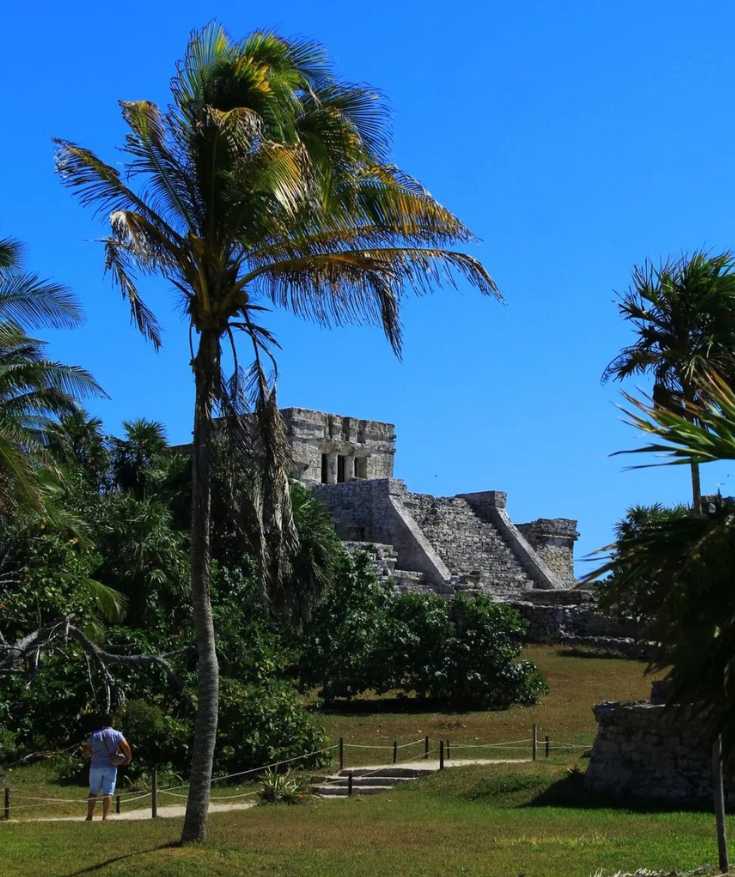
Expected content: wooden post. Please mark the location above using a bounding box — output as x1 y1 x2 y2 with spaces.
532 724 538 761
339 738 344 772
115 794 121 814
393 740 398 764
151 766 158 818
347 772 353 798
4 787 9 821
712 735 729 874
446 739 451 761
545 735 550 758
439 740 445 771
424 736 429 760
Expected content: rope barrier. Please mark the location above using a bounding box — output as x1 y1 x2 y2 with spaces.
2 732 593 819
204 743 339 787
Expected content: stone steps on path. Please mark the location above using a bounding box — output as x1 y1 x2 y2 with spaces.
311 758 527 799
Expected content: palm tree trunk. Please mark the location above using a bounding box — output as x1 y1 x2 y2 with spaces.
691 461 703 515
181 329 220 844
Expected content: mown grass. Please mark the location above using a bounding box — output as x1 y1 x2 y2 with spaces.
1 649 724 876
315 645 660 764
2 762 731 877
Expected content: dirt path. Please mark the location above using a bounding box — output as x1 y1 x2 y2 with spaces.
10 799 257 823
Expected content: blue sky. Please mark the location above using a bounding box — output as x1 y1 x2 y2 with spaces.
4 1 735 571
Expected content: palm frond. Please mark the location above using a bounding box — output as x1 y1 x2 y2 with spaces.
615 372 735 467
0 238 22 270
243 247 497 355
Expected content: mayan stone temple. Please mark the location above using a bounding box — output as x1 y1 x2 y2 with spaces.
281 407 580 598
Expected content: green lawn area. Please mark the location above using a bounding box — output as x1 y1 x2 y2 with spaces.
315 645 662 765
3 762 731 876
6 646 720 877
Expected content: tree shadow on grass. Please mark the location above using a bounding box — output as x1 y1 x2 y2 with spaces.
554 647 646 662
312 695 511 717
63 842 176 876
526 769 714 814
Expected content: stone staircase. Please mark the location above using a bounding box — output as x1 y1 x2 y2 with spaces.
342 541 435 594
312 765 431 797
402 493 535 594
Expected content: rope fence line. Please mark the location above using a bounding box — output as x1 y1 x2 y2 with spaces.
2 728 594 820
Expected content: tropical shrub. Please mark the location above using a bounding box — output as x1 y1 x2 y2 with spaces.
409 594 547 707
299 551 394 701
301 553 547 708
215 678 328 775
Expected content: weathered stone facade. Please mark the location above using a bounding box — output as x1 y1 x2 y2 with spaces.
312 470 578 596
282 408 395 484
516 519 578 587
586 700 734 805
507 589 646 655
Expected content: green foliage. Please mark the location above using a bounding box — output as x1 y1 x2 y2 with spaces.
215 678 328 775
92 492 189 630
300 551 395 701
603 250 735 394
0 239 103 514
301 552 546 708
597 504 691 623
258 767 309 804
384 593 547 708
592 369 735 752
115 699 190 772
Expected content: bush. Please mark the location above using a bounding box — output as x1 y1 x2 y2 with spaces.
115 699 191 773
215 678 328 775
299 551 394 701
301 563 547 709
437 595 547 707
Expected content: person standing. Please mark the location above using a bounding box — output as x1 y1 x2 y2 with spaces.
82 714 132 821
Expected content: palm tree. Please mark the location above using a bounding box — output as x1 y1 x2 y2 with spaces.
110 418 168 498
55 24 496 842
47 409 110 490
603 251 735 512
593 372 735 873
0 237 102 513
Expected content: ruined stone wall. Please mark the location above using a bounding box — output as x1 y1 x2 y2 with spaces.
516 519 578 585
401 490 534 594
282 408 395 484
312 479 452 589
509 591 641 644
585 701 734 805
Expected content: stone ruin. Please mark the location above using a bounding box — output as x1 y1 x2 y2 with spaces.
585 683 734 806
280 407 644 650
283 408 587 603
174 405 632 646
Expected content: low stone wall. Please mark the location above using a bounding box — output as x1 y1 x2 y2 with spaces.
507 591 640 645
585 701 734 805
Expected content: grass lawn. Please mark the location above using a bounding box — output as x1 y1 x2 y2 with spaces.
2 762 731 877
316 645 662 765
6 646 711 877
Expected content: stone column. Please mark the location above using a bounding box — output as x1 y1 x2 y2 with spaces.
327 453 338 484
345 456 356 481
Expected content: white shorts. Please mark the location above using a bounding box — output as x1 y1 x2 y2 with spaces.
89 766 117 797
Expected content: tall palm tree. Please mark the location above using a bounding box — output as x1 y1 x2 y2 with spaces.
55 23 497 842
0 237 102 513
592 372 735 873
603 251 735 512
